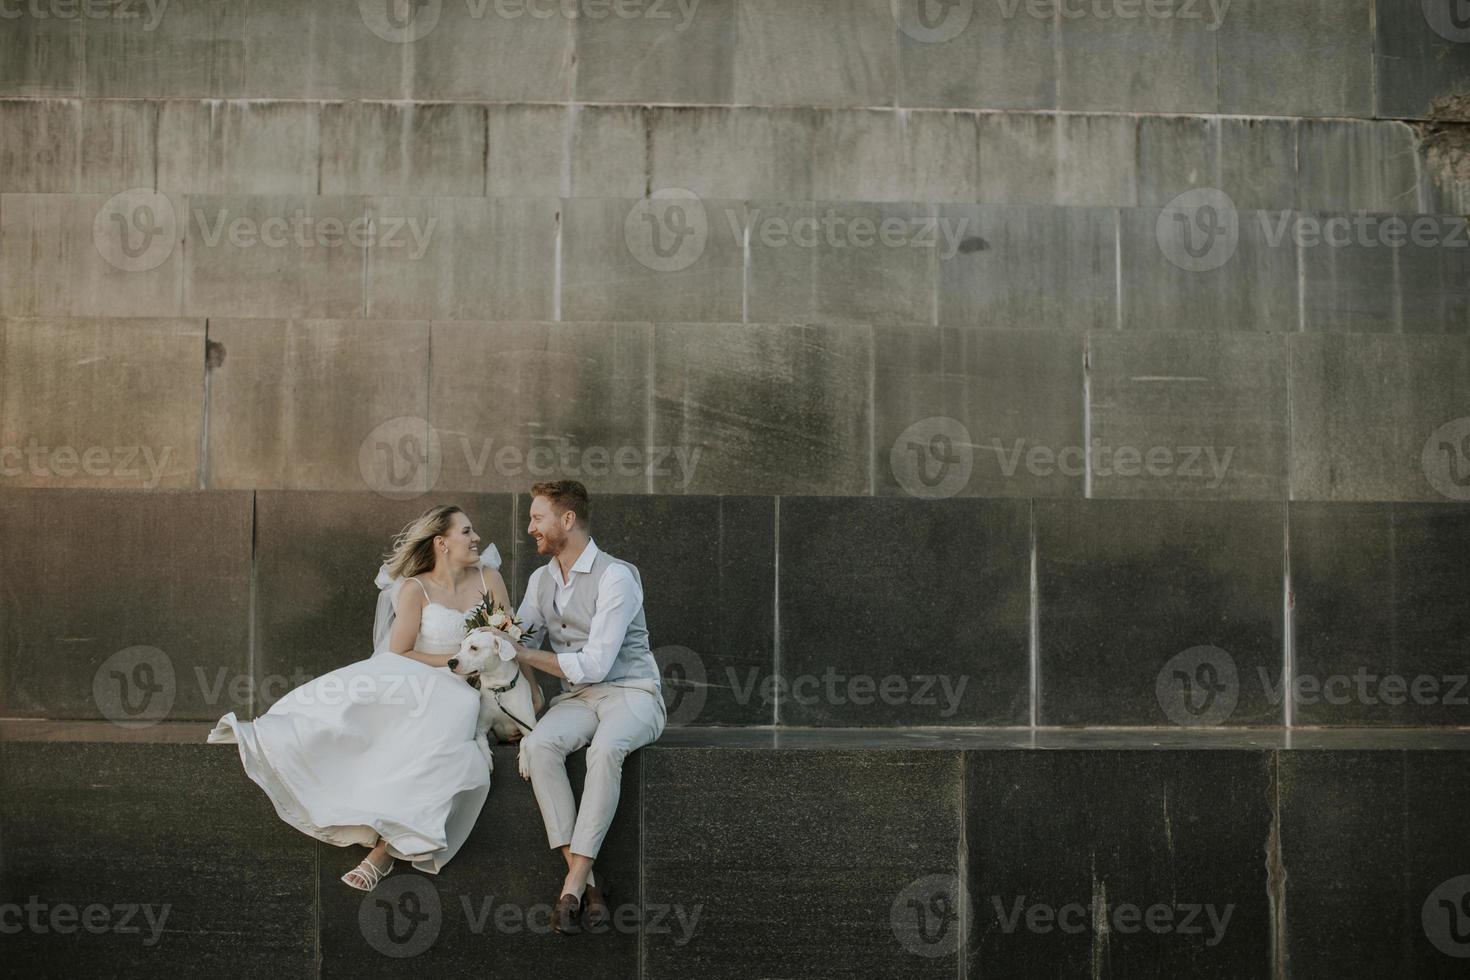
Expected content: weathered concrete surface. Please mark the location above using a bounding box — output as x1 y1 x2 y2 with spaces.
0 317 204 490
158 100 318 195
204 318 431 491
1218 0 1374 118
320 102 484 198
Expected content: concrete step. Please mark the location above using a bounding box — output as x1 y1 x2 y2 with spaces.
2 723 1468 977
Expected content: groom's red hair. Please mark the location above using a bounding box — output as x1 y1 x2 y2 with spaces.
530 480 590 528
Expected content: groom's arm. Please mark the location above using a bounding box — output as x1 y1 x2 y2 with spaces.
512 565 643 685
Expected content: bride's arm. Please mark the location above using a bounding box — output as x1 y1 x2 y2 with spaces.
386 584 453 669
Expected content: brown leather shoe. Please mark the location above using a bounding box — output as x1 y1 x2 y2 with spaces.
552 893 583 935
582 876 612 932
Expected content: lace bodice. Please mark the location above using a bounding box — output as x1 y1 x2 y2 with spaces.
417 603 473 655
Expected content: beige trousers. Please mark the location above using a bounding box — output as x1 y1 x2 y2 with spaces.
520 680 666 859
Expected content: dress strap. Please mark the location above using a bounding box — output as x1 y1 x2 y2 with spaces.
409 578 430 601
478 565 488 595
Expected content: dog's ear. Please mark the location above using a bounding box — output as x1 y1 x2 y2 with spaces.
496 637 517 662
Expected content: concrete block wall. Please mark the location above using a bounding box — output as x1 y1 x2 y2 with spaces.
1 1 1468 505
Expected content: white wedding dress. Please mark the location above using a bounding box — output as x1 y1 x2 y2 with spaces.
207 548 501 873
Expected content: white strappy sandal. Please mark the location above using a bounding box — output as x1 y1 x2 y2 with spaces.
342 855 394 891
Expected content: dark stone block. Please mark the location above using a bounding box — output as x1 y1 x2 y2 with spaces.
967 751 1274 979
777 497 1030 725
1280 751 1470 977
510 495 777 726
253 492 516 715
652 321 872 495
874 326 1085 499
0 741 314 976
317 747 640 975
1036 499 1285 726
1289 503 1470 726
643 748 963 979
1373 0 1470 120
0 489 252 723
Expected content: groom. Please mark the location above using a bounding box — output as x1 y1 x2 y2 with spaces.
506 480 666 935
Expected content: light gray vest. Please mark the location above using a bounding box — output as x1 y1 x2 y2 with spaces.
534 549 659 692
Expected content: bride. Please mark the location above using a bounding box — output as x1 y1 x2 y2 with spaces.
208 504 543 890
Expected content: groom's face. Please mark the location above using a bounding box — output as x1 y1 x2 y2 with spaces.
527 495 572 556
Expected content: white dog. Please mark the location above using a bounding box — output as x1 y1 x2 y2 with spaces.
447 628 538 778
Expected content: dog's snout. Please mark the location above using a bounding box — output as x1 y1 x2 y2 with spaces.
446 658 458 670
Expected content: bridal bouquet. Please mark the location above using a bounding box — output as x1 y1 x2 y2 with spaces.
465 591 537 643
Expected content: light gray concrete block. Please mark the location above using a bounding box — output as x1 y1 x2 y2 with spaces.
573 0 735 104
1136 115 1218 208
734 0 897 108
745 200 941 324
1373 0 1470 120
1290 334 1470 501
78 100 158 192
320 102 484 197
569 105 648 198
0 192 185 317
427 321 653 494
0 11 82 97
487 104 568 198
409 0 575 102
182 194 367 319
82 0 247 98
1297 120 1424 214
652 321 871 494
1058 0 1217 113
561 196 745 322
157 100 318 195
1055 113 1138 206
978 113 1138 206
1298 216 1399 333
1219 117 1298 212
1218 0 1374 117
364 196 556 321
1088 331 1289 499
807 109 979 202
237 1 412 100
0 317 204 489
0 99 76 192
1121 206 1298 332
937 204 1117 331
205 318 430 490
874 326 1084 498
650 107 816 201
897 0 1056 109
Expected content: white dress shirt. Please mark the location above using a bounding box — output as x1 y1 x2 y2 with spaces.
515 538 645 686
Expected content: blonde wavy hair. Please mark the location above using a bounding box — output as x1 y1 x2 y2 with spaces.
384 504 464 580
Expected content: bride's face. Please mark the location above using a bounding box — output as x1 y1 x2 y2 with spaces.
437 512 481 567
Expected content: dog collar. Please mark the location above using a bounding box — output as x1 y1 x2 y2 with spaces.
488 671 518 695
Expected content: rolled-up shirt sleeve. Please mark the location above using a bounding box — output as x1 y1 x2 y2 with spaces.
515 569 547 649
556 564 642 686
